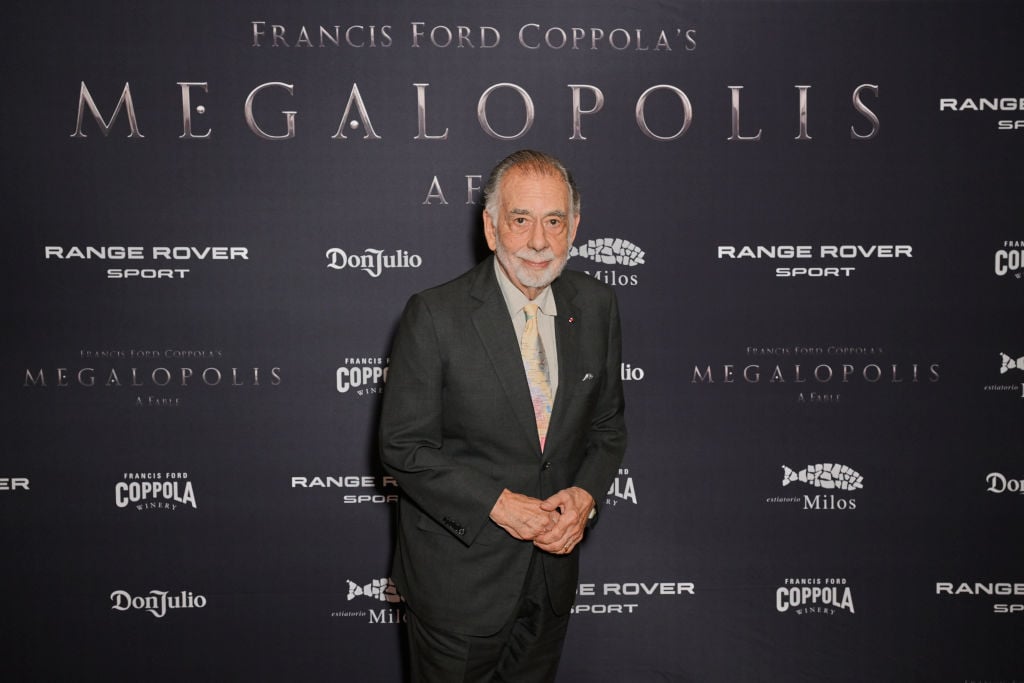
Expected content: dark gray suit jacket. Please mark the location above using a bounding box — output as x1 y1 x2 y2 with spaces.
380 256 626 635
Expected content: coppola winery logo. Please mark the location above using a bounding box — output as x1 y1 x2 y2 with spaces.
994 241 1023 278
336 356 389 397
115 473 197 511
776 578 854 616
605 467 637 507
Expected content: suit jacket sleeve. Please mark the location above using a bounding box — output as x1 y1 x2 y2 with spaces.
379 293 506 547
569 288 627 518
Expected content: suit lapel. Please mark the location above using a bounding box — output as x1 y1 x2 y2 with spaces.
470 258 542 453
547 276 581 453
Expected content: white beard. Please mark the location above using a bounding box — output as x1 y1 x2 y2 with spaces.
495 241 568 292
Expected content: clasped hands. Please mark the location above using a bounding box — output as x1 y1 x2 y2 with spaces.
490 487 594 554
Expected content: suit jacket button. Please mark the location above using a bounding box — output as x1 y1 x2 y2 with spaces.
542 461 552 470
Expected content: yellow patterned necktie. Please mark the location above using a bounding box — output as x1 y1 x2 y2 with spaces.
521 303 553 450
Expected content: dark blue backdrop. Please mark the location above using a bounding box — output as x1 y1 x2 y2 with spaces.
3 1 1022 680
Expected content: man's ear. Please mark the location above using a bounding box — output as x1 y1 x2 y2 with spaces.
483 210 498 251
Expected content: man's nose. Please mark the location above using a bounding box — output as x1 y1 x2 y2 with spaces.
527 221 548 250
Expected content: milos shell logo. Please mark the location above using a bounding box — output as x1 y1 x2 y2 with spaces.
782 463 863 491
347 577 403 603
570 238 645 266
1000 352 1023 374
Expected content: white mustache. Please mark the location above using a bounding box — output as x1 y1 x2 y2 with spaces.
514 248 556 263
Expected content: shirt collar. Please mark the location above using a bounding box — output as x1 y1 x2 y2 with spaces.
493 257 558 319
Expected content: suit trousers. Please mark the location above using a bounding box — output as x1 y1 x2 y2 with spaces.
406 549 570 683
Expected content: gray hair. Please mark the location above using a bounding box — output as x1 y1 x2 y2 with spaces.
482 150 580 226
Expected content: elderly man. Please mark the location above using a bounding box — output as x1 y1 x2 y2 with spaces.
380 149 627 682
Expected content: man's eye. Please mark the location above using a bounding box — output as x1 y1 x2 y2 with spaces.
514 217 527 224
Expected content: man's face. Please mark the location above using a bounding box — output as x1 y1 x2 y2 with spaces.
483 168 579 300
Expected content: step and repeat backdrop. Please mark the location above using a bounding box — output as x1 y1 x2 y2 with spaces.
3 1 1022 680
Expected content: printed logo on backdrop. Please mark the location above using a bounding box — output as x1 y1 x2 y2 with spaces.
776 578 855 616
291 475 398 504
982 351 1024 400
605 467 637 508
570 238 645 288
72 60 886 147
692 345 940 404
994 240 1023 279
115 472 196 512
716 243 913 279
765 463 862 512
935 581 1023 614
572 579 694 616
110 589 207 618
986 472 1024 496
71 19 889 149
336 357 389 398
73 24 715 145
1 477 30 492
999 353 1023 376
249 21 697 52
331 577 406 624
325 248 421 278
938 96 1024 132
43 245 249 280
22 348 281 408
620 361 645 383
